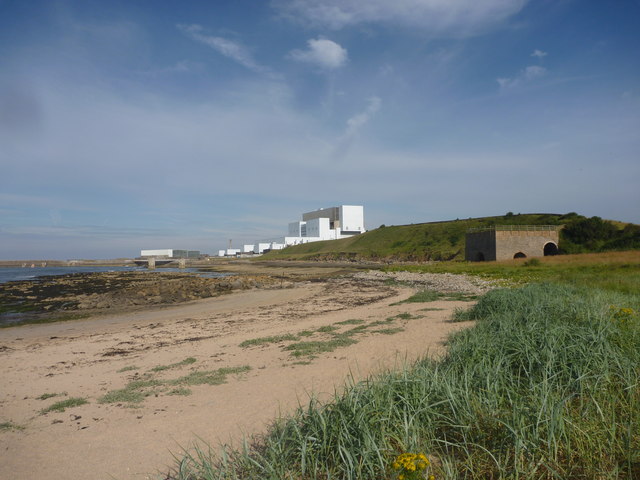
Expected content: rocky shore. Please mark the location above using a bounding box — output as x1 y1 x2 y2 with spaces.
0 271 277 325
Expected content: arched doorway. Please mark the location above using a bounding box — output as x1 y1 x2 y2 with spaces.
514 252 527 259
475 252 485 261
544 242 559 256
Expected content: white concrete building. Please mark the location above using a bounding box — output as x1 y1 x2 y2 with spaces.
271 205 365 249
218 205 365 256
254 243 271 254
140 249 200 258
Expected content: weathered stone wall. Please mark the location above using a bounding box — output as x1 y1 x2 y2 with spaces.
465 231 497 261
494 230 559 260
465 227 560 261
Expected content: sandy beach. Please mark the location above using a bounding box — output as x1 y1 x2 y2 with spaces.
0 273 479 480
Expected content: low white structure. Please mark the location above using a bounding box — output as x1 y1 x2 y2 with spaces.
141 249 200 258
254 243 271 254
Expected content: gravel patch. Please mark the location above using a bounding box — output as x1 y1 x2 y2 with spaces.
353 270 499 295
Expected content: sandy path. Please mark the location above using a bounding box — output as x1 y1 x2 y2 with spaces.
0 277 474 480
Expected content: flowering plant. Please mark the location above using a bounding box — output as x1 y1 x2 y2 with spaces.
391 452 434 480
610 305 637 325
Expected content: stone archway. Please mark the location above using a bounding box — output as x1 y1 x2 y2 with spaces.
514 252 527 259
543 242 559 256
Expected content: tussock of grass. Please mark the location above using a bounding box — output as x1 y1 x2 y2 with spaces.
169 366 251 386
36 392 65 400
0 421 24 431
240 334 299 347
168 387 192 396
170 283 640 479
151 357 197 372
392 290 441 304
40 397 88 414
117 365 139 373
99 379 163 404
371 327 405 335
100 366 251 404
284 336 358 357
335 319 365 325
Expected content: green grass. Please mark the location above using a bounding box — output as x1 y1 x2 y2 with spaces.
283 336 358 358
239 334 300 348
99 366 251 405
334 319 365 325
150 357 197 372
99 379 163 404
261 213 577 262
36 392 65 400
385 250 640 293
168 387 193 396
169 282 640 479
371 327 405 335
0 421 24 431
40 397 88 414
117 365 139 373
259 213 639 262
391 290 441 304
168 366 251 386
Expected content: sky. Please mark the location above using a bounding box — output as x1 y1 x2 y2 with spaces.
1 0 639 260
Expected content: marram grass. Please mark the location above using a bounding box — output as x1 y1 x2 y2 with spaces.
168 283 640 479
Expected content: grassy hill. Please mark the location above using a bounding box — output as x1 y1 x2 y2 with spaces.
262 213 640 262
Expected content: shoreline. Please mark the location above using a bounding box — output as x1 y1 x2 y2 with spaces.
0 272 487 480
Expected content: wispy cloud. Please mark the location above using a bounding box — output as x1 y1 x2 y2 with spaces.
333 96 381 158
177 24 272 75
273 0 529 36
288 38 348 70
531 49 548 59
497 65 546 89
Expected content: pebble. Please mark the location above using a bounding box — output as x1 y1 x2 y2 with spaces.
353 270 498 295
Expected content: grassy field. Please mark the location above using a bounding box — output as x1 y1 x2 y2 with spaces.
169 251 640 479
262 213 569 262
386 250 640 294
261 213 638 262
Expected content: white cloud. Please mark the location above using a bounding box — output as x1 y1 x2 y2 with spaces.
346 96 381 135
177 24 271 74
333 96 381 158
531 49 547 59
288 38 348 70
497 65 546 89
273 0 528 36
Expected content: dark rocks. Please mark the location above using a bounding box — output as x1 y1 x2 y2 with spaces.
1 271 277 321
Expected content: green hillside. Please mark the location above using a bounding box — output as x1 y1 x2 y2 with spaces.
262 213 640 262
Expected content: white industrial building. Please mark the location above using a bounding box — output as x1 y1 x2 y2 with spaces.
219 205 365 256
141 249 200 258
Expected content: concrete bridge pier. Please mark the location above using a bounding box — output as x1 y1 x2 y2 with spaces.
178 259 186 269
148 257 156 269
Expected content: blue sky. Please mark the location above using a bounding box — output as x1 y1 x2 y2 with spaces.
1 0 639 260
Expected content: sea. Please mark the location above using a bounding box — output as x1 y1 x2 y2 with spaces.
0 266 226 284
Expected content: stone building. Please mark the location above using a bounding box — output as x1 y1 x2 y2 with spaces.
465 225 560 261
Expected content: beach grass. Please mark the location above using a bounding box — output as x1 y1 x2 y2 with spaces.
100 366 251 405
40 397 88 414
0 421 24 431
36 392 66 400
239 334 300 348
169 280 640 479
150 357 197 372
117 365 139 373
283 336 358 358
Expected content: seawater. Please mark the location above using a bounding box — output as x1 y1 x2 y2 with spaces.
0 266 226 284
